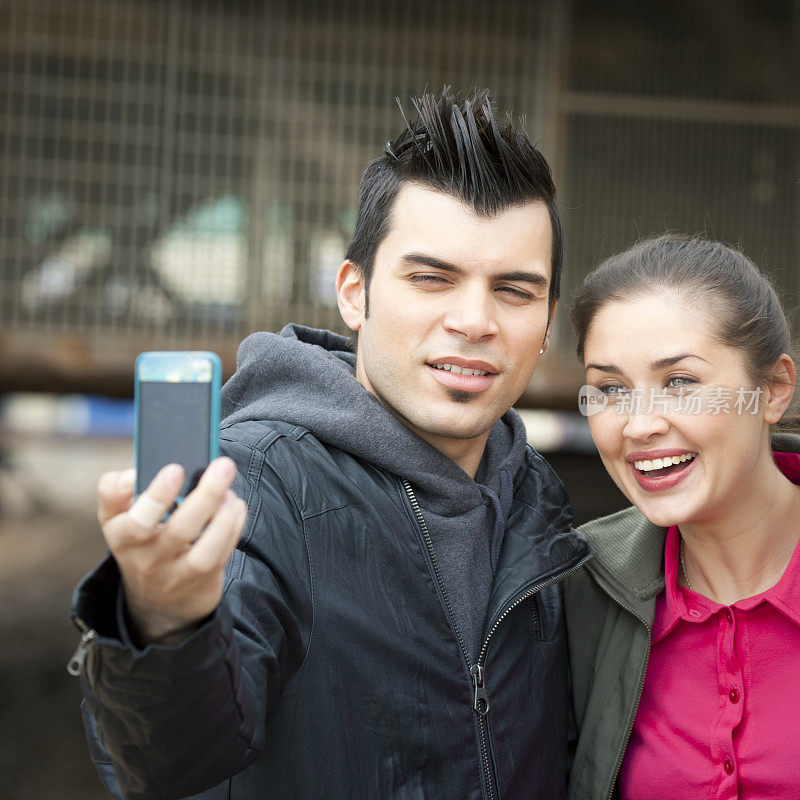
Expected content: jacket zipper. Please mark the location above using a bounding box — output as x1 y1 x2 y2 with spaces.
593 582 651 800
67 616 97 678
402 480 591 800
401 481 496 799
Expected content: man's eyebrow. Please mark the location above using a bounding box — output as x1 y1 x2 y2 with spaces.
401 253 549 287
586 354 710 373
401 253 461 273
497 270 549 288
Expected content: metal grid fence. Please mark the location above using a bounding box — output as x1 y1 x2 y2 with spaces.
0 0 798 395
559 0 800 345
0 0 554 380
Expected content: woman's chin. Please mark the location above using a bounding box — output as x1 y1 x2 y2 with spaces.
621 488 688 529
640 508 684 529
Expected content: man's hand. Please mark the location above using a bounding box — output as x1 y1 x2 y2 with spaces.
97 458 248 645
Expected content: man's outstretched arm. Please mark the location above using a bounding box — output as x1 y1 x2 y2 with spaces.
72 443 312 800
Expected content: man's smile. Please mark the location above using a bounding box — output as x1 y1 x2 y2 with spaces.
426 356 498 393
426 356 498 377
431 363 490 376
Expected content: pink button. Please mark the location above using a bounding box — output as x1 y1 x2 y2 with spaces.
726 608 734 623
729 687 740 703
688 609 702 618
724 757 734 774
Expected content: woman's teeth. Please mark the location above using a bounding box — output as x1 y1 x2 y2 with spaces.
432 363 489 376
634 453 696 472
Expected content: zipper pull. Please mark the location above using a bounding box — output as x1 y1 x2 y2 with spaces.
470 663 490 715
67 626 96 677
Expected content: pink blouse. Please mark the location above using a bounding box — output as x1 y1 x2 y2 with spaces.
619 451 800 800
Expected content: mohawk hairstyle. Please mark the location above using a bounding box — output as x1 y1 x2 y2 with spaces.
345 86 563 311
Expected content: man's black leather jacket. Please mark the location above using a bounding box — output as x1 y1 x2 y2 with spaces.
72 419 590 800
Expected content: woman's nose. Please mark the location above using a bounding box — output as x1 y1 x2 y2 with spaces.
621 392 671 441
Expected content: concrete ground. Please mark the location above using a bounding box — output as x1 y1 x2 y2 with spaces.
0 435 128 800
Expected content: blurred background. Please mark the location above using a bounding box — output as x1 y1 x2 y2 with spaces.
0 1 798 797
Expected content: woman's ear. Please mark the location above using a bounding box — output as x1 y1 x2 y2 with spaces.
764 353 797 424
336 260 365 332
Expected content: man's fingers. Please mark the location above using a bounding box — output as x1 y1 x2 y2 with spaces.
183 492 247 574
128 463 184 527
128 493 169 530
166 457 237 544
104 464 184 551
97 468 137 525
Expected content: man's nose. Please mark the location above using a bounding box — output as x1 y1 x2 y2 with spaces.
441 287 500 342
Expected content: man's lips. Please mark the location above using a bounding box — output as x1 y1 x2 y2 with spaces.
426 357 498 393
426 356 498 374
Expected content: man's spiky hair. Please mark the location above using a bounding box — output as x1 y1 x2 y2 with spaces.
345 86 563 309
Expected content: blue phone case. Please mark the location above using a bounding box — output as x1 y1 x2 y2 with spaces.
134 351 222 502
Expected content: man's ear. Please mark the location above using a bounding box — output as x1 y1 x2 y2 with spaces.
336 260 365 332
764 353 797 424
540 299 558 353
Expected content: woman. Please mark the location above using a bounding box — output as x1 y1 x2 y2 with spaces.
565 235 800 800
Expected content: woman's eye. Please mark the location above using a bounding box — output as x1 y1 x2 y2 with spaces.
599 384 629 397
666 375 696 389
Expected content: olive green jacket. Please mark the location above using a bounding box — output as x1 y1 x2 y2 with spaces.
565 432 800 800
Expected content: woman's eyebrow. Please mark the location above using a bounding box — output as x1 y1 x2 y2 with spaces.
650 353 710 369
585 363 621 374
586 354 710 373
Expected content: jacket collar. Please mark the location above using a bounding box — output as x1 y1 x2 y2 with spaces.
580 507 665 607
485 446 592 627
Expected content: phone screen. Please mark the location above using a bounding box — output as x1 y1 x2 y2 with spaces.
136 380 211 497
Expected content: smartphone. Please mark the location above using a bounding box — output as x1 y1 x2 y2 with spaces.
134 351 222 503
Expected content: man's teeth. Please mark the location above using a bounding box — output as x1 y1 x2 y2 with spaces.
432 363 489 377
634 453 696 472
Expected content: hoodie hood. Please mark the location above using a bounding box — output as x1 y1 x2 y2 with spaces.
221 323 528 516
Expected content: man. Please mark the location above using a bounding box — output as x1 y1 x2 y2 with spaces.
71 88 590 800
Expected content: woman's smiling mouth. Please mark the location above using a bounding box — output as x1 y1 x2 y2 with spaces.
627 451 698 491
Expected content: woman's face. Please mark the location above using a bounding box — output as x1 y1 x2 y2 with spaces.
583 291 773 528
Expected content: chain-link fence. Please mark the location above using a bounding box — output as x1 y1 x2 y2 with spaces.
560 0 800 354
1 0 798 399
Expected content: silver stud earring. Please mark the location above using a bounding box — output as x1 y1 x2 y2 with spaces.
539 348 545 354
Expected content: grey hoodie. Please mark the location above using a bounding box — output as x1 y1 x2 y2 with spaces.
221 323 528 660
